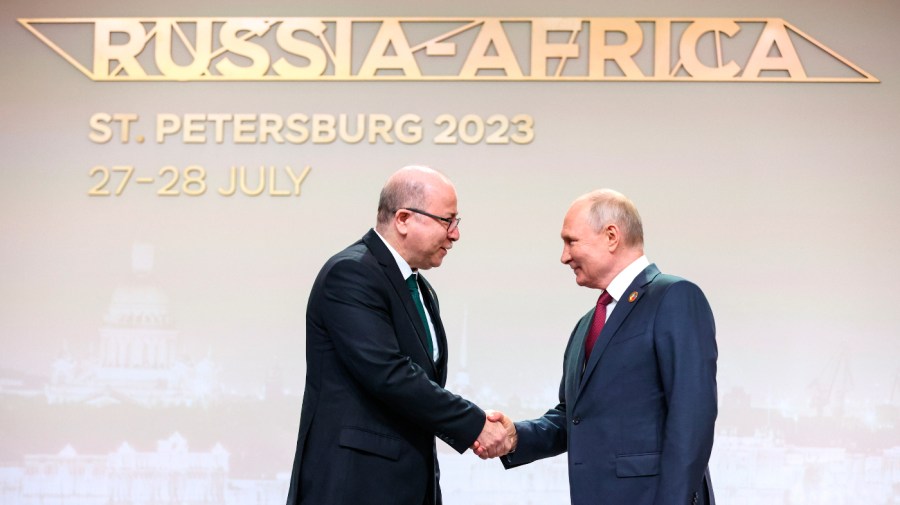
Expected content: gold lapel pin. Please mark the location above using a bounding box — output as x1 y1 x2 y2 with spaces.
628 291 639 303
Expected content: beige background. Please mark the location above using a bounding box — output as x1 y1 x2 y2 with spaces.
1 1 898 504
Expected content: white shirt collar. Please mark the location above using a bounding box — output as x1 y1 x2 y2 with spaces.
604 255 650 302
374 229 440 361
374 229 414 280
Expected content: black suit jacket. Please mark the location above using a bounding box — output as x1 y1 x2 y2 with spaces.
286 229 485 505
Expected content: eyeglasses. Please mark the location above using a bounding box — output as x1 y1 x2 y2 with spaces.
404 208 461 233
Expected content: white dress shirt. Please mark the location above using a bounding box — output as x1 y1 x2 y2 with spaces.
600 255 651 321
374 230 440 362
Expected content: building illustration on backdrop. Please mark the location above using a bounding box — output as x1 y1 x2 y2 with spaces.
0 243 898 504
45 243 220 407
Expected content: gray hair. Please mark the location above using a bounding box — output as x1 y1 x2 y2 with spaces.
376 178 427 226
583 189 644 248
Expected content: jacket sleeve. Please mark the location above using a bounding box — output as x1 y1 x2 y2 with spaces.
501 321 581 468
318 257 485 452
653 281 718 504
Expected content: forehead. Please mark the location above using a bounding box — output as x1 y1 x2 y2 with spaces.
426 181 458 212
561 202 590 236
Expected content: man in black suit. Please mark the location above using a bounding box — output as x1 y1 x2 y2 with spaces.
286 166 510 505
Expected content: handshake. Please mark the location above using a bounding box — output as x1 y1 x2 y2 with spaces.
471 410 517 459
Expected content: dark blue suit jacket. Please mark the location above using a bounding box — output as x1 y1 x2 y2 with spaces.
286 230 485 505
504 264 717 505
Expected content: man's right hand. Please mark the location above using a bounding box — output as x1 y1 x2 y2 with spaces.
471 409 517 459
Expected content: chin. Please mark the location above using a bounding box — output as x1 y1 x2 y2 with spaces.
574 275 592 288
428 252 447 269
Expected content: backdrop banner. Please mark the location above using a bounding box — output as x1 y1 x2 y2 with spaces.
1 1 897 504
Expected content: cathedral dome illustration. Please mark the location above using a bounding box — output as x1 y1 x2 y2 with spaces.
103 243 172 328
104 285 172 327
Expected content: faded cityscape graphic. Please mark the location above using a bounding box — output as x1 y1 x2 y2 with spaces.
3 0 900 502
0 243 898 505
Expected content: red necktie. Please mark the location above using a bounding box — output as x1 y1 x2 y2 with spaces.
584 291 614 361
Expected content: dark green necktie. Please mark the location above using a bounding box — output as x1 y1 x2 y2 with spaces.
406 274 434 358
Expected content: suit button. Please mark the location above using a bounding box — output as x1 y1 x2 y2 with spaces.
572 417 581 425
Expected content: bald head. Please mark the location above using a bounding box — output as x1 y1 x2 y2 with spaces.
376 166 454 229
577 189 644 249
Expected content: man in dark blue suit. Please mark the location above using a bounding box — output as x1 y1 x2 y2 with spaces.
482 189 717 505
286 166 510 505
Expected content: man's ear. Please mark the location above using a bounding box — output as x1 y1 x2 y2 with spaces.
395 209 412 236
605 224 621 252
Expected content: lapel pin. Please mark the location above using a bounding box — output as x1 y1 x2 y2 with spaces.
628 291 639 303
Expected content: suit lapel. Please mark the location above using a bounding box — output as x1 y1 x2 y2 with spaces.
362 230 438 376
565 314 593 408
577 264 661 399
